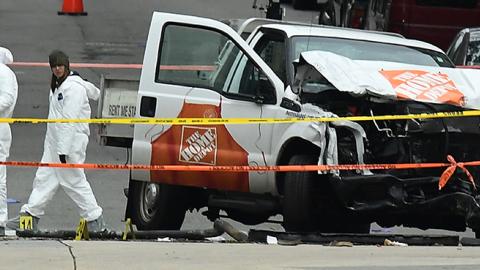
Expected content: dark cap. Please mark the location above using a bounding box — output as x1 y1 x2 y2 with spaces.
49 50 69 69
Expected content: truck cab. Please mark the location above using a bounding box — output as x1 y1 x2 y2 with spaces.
99 12 480 235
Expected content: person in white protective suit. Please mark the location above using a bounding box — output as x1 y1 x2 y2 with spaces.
7 50 106 232
0 47 18 234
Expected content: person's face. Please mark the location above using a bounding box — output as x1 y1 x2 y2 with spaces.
51 65 66 78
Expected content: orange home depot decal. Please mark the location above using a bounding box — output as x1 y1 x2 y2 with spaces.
150 101 250 192
379 70 465 107
179 126 217 165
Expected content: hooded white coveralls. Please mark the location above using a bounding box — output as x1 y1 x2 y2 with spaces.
0 47 18 227
20 72 102 221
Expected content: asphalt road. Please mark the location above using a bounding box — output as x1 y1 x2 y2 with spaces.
0 0 475 238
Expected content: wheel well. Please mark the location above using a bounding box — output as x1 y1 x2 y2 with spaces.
275 138 320 195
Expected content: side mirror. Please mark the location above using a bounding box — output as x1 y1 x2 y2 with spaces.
280 86 301 112
280 97 301 112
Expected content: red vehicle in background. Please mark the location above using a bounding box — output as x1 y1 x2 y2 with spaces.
336 0 480 51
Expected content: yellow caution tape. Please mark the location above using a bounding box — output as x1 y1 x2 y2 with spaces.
0 110 477 125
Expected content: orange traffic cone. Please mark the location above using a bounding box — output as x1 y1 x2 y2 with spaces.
58 0 88 16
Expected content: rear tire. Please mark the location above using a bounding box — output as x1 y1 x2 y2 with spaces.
128 180 188 230
283 155 318 231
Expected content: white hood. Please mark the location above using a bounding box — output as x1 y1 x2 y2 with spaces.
68 74 100 101
0 47 13 64
295 51 480 109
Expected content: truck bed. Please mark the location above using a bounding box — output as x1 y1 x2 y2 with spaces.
97 75 139 148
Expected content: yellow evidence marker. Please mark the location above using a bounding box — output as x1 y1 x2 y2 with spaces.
75 218 90 240
19 215 33 230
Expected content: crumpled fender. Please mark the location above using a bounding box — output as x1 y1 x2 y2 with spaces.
259 121 321 195
270 101 371 194
274 121 325 154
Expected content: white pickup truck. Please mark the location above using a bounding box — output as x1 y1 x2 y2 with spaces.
98 12 480 235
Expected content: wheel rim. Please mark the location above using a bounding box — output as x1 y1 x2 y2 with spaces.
139 182 160 222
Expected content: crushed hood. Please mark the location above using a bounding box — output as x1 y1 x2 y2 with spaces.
295 51 480 109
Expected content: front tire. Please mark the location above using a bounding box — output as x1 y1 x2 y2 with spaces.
128 180 188 230
282 155 370 233
283 155 318 231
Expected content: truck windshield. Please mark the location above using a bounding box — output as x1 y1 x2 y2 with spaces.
291 36 454 67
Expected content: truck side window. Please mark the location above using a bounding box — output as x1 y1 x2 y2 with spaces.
157 24 228 91
156 23 274 101
223 52 275 100
253 36 287 83
467 38 480 65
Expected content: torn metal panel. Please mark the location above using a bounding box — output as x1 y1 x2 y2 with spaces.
328 171 480 232
299 103 370 176
331 120 372 175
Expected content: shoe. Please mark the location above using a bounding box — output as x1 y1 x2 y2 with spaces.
87 215 108 233
6 212 40 231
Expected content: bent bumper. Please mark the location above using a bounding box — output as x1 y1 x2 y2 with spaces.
329 173 480 231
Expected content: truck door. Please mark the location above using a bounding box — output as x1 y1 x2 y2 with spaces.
131 12 284 192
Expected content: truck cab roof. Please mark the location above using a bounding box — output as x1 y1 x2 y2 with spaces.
259 23 445 54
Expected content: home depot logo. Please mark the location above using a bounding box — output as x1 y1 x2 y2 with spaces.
179 126 217 165
380 70 465 106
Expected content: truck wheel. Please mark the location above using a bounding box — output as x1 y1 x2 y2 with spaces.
283 155 318 231
128 180 188 230
282 155 370 233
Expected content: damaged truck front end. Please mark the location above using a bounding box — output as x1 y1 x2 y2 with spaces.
290 51 480 234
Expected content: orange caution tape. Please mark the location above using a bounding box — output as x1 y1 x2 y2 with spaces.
1 157 478 191
0 160 449 171
439 155 476 190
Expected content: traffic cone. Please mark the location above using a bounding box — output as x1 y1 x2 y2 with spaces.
58 0 88 16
